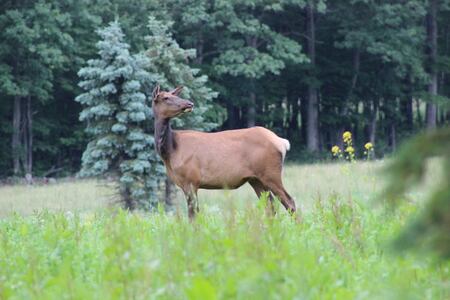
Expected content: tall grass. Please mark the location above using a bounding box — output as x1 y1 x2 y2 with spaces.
0 180 113 218
0 162 385 216
0 161 448 299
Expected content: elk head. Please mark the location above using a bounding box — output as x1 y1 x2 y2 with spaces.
152 84 194 120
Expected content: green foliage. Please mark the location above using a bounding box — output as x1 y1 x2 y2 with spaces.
384 127 450 258
145 16 220 130
76 22 162 210
1 161 448 298
213 0 308 79
0 1 73 101
335 0 426 76
0 200 448 299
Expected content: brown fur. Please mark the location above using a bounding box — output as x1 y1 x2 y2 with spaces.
152 85 296 219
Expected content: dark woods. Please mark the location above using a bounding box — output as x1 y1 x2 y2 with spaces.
0 0 449 178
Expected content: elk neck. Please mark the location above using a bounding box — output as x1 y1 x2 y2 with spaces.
154 117 176 161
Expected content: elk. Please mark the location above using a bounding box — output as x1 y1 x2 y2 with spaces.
152 85 296 219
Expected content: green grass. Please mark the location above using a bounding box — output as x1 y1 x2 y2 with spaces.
0 162 448 299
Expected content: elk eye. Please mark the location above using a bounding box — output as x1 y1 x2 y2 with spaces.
163 97 169 100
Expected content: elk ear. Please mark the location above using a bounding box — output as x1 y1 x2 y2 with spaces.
152 84 160 100
170 86 184 96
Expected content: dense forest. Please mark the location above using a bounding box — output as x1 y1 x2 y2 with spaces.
1 0 449 178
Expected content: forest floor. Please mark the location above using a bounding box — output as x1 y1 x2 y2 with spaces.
0 161 448 299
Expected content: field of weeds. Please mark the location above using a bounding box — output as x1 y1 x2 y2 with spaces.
0 162 448 299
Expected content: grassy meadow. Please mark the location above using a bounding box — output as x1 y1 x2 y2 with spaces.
0 161 449 299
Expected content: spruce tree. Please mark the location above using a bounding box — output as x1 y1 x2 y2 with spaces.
145 16 219 131
75 22 163 210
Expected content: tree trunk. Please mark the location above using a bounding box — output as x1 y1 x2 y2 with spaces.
416 98 423 126
403 95 414 132
383 98 397 152
400 75 414 131
368 114 376 144
260 99 267 127
404 98 414 131
194 32 204 65
306 90 319 151
223 102 239 130
164 176 176 211
121 186 134 210
426 0 438 128
348 49 360 100
12 96 21 175
19 96 33 177
364 100 377 144
388 123 396 152
21 98 28 174
300 96 307 144
337 49 361 148
26 96 32 175
247 89 256 127
306 4 319 151
238 107 246 128
287 93 299 140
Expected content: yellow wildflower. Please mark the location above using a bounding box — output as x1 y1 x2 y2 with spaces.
364 142 373 150
343 131 352 141
345 146 355 153
331 145 341 155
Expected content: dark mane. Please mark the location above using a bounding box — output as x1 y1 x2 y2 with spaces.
154 118 175 161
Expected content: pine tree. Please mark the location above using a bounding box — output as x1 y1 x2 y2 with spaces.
145 16 219 131
75 21 163 210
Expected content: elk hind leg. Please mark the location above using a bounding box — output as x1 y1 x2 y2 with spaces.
264 178 296 214
249 178 276 215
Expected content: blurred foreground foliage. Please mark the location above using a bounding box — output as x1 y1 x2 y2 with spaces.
385 127 450 258
0 201 448 299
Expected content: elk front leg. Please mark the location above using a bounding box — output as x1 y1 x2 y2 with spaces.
185 187 199 220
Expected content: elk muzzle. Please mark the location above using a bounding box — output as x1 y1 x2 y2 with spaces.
182 101 194 113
